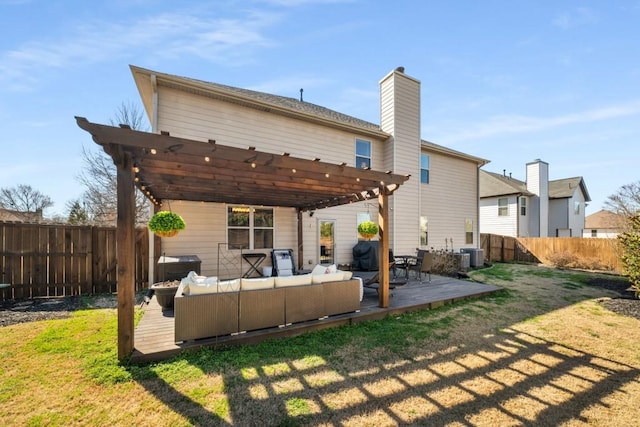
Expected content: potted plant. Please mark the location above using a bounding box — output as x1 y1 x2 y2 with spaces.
358 220 379 240
148 211 186 238
150 280 180 310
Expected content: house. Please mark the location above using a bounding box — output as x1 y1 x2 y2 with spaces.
479 159 591 237
583 209 625 238
130 65 488 280
0 208 44 223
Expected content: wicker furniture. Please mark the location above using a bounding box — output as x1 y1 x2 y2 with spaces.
174 277 360 343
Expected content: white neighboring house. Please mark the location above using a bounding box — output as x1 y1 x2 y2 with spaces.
479 159 591 238
131 65 488 277
583 209 624 238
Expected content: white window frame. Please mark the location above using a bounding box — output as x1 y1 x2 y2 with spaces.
421 154 430 184
498 198 508 216
227 205 274 250
355 139 371 169
520 197 527 216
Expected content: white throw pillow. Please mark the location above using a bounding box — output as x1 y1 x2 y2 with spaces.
312 271 345 284
217 279 240 293
275 273 312 287
183 282 217 295
341 270 353 280
311 264 328 275
241 277 275 290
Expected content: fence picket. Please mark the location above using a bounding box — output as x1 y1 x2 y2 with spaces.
0 222 148 300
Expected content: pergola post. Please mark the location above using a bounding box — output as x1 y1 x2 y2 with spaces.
378 190 390 308
115 148 136 360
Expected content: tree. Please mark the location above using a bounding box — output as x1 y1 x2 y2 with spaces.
77 101 150 225
618 215 640 298
0 184 53 213
67 199 89 225
604 180 640 216
608 181 640 298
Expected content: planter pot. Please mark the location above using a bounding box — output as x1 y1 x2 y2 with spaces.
155 230 179 238
151 281 180 310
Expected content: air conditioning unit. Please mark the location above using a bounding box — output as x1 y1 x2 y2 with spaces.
460 248 484 267
452 253 471 270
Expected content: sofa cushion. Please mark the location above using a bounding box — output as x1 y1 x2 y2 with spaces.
240 277 275 290
218 279 240 293
341 270 353 280
182 282 217 295
275 273 312 287
311 271 346 284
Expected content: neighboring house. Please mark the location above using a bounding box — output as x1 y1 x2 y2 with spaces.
583 209 624 238
0 208 44 223
479 159 591 237
131 65 488 277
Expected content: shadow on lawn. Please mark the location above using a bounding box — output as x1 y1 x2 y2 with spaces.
126 305 640 425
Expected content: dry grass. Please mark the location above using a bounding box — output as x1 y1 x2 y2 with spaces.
1 263 640 426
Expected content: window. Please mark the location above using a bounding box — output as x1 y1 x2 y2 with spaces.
498 198 508 216
227 206 273 249
355 139 371 169
420 216 428 246
465 219 473 244
591 229 597 237
520 197 527 216
420 154 430 184
574 201 580 215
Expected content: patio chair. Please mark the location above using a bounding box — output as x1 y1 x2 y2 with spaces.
271 249 296 276
409 251 434 282
405 249 427 279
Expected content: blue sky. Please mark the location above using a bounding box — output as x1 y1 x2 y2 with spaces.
1 0 638 217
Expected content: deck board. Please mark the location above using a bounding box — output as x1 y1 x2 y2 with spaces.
131 275 501 363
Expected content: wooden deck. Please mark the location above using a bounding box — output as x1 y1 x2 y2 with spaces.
131 275 502 363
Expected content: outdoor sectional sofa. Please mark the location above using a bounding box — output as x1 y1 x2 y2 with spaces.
173 268 361 343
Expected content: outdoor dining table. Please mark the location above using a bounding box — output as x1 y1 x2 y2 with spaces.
393 255 418 278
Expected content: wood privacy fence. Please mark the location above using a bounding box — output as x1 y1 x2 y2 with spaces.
480 233 623 273
0 222 149 300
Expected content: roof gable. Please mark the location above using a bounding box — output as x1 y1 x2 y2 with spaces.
549 177 591 201
131 65 387 139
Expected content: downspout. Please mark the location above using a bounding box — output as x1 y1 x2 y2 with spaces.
148 74 159 286
476 165 481 248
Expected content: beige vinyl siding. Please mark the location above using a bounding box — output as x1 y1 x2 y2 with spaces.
157 201 227 277
156 86 386 167
380 70 421 255
159 201 298 278
422 154 479 249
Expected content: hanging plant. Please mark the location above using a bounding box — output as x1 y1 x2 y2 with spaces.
148 211 186 238
357 220 379 240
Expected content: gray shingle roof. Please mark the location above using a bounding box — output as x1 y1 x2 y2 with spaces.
479 170 531 198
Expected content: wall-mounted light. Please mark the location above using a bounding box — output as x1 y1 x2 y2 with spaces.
309 211 315 217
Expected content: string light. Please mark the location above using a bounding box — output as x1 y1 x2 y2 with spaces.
150 148 157 155
204 156 210 162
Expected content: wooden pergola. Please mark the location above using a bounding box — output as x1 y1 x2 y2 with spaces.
76 117 410 359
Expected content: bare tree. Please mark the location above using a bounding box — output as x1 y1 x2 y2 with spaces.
604 180 640 217
77 101 150 225
0 184 53 214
